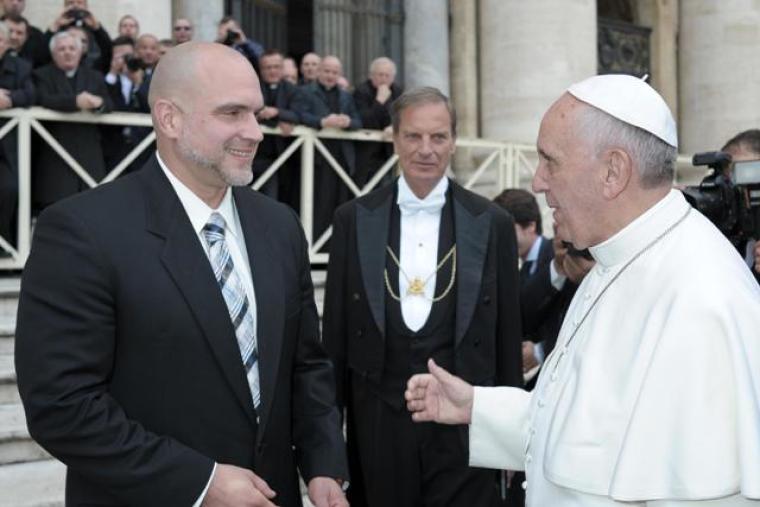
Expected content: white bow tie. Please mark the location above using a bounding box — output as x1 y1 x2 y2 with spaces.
398 192 446 216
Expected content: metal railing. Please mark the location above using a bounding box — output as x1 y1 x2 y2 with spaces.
0 107 700 269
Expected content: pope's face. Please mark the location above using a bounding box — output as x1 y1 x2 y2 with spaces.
532 94 605 250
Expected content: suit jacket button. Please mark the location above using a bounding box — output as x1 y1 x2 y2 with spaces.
352 292 361 301
355 329 363 338
474 338 481 346
482 295 491 305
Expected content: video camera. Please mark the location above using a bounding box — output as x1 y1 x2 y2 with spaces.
681 151 760 248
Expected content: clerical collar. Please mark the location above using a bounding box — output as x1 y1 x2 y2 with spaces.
396 174 448 215
65 69 77 78
590 189 688 268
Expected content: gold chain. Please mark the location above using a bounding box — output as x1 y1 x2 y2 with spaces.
384 244 456 302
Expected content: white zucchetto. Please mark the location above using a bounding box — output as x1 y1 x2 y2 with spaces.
567 74 678 149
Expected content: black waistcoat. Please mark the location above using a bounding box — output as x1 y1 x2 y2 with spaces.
375 188 457 409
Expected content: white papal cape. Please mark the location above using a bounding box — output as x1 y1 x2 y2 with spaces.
469 190 760 506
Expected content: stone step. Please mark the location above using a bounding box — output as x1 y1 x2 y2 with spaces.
0 403 50 465
0 277 20 324
0 353 18 404
0 459 65 507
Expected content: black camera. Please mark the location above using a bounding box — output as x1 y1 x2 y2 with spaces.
67 8 89 27
123 54 144 72
222 29 240 46
682 151 760 249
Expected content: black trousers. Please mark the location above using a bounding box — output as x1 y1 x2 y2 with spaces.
349 384 500 507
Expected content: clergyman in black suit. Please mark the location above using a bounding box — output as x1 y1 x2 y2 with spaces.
16 42 348 507
294 54 361 242
253 49 302 203
353 56 402 188
32 30 112 212
323 87 522 507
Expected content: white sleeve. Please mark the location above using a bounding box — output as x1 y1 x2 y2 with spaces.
192 462 217 507
468 386 532 471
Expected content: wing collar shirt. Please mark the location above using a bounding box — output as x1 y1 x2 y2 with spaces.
396 173 448 332
469 190 760 506
158 153 259 506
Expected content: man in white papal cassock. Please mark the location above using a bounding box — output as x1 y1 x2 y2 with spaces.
405 74 760 507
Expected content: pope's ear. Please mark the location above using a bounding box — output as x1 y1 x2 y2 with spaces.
152 99 181 139
601 148 632 199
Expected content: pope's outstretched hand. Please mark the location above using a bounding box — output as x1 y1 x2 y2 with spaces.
405 359 475 424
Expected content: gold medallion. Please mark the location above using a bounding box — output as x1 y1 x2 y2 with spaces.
407 277 426 296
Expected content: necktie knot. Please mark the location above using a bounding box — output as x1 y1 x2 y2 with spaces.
203 212 227 246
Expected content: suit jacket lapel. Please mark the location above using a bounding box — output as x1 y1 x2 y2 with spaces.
452 182 492 346
233 187 284 442
141 161 259 427
356 184 394 337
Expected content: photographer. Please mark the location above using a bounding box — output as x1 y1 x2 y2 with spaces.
102 36 143 171
46 0 111 74
721 129 760 283
216 16 263 73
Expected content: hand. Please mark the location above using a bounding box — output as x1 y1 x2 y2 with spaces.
0 89 12 110
405 358 474 424
50 10 73 31
522 341 538 373
320 114 343 129
754 241 760 275
75 91 102 111
278 122 294 136
256 107 278 121
562 254 594 284
382 125 393 140
336 114 351 129
376 84 391 104
202 464 277 507
83 11 101 30
307 477 348 507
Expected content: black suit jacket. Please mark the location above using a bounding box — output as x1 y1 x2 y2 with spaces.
322 178 523 411
520 236 577 358
15 157 347 506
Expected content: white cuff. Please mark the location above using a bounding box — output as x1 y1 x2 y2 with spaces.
469 386 532 471
550 261 567 291
192 462 216 507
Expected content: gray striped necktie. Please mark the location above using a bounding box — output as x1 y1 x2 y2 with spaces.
202 212 260 409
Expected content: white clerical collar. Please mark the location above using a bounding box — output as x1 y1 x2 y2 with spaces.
397 173 449 215
525 235 542 263
156 152 240 242
590 189 688 268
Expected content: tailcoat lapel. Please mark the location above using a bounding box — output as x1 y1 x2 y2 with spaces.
356 184 395 337
452 182 492 346
140 160 259 427
232 187 284 442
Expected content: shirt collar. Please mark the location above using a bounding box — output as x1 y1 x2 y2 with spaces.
396 173 449 215
590 189 689 268
525 235 542 263
156 152 239 241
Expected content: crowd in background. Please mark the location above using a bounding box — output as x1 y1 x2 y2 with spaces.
0 0 404 246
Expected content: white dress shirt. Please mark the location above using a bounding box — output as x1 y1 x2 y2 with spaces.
158 153 259 507
396 174 449 332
